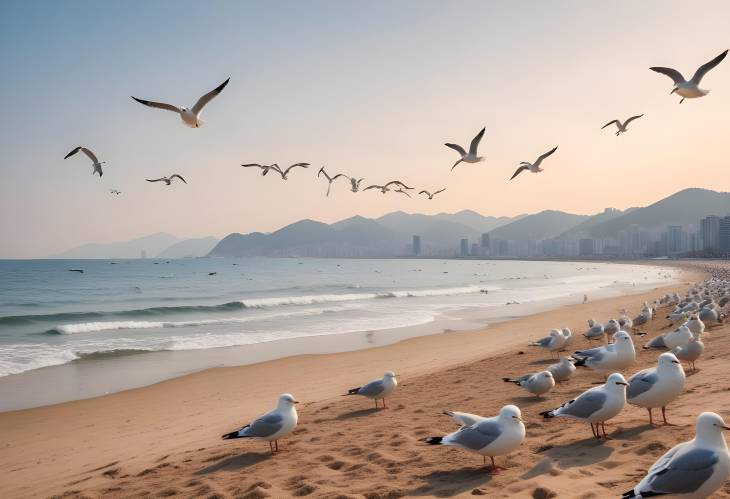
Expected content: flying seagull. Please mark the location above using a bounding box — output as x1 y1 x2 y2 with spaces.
109 189 121 195
445 127 485 170
364 181 413 194
509 146 558 181
242 163 279 177
221 393 299 454
64 147 106 177
601 114 644 136
131 77 230 127
650 49 728 103
272 163 310 180
394 187 411 197
345 176 366 192
317 166 347 196
419 188 446 200
146 174 187 185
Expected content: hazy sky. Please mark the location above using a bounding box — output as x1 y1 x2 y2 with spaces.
1 0 729 258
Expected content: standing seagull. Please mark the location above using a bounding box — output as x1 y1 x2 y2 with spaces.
146 174 187 186
272 163 310 180
622 412 730 499
528 329 567 359
344 371 398 409
650 50 728 103
502 371 555 397
64 147 106 177
221 393 299 454
510 146 558 180
419 188 446 200
242 163 279 177
131 77 230 127
540 372 628 439
424 405 525 472
317 167 346 196
445 127 486 170
573 331 637 375
601 115 644 136
626 352 685 426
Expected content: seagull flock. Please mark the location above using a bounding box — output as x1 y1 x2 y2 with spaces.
220 267 730 497
62 49 728 203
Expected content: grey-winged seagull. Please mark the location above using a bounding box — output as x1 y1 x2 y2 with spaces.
221 393 299 454
601 114 644 136
64 146 106 177
317 166 346 196
146 174 187 186
503 370 555 397
418 188 446 200
626 352 685 425
132 77 230 127
548 357 577 382
272 163 310 180
650 49 728 103
445 127 485 171
242 163 279 177
344 371 398 408
509 146 557 180
573 331 636 375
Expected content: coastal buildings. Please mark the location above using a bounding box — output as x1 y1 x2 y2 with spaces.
412 235 421 256
701 216 721 251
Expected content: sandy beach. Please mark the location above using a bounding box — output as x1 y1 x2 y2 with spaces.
2 261 729 499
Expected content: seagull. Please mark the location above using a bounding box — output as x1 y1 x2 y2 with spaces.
424 405 525 472
622 412 730 498
510 146 558 181
561 328 574 348
573 330 636 375
502 370 555 397
443 410 486 427
317 166 347 196
343 371 398 409
626 352 685 425
345 176 366 193
650 49 728 103
673 336 704 372
528 329 567 359
394 187 412 197
548 357 577 382
364 181 412 194
583 319 606 341
418 188 446 200
221 393 299 454
604 319 620 336
64 146 106 177
540 372 628 439
109 189 121 195
146 174 187 185
272 163 310 180
131 77 230 127
445 127 485 171
686 314 706 337
601 115 644 136
242 163 279 177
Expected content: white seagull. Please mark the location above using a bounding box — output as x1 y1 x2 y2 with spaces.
146 174 187 186
418 188 446 200
622 412 730 498
345 176 366 193
673 336 705 372
601 114 644 136
272 163 310 180
626 352 685 425
132 77 230 127
221 393 299 454
317 166 346 196
242 163 279 177
583 319 606 341
650 50 728 103
424 405 525 472
445 127 486 170
344 371 398 408
363 181 413 194
502 370 555 397
509 146 558 181
528 329 567 359
573 330 636 375
64 146 106 177
548 357 577 382
540 372 628 439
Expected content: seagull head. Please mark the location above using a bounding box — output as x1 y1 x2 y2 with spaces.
499 404 524 423
278 393 300 407
606 372 628 387
658 352 682 370
696 412 730 443
384 371 398 379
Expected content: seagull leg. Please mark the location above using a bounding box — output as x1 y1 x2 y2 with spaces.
374 399 378 409
648 408 654 426
590 423 598 438
601 422 610 439
382 398 387 409
680 98 685 104
662 406 670 425
269 441 274 455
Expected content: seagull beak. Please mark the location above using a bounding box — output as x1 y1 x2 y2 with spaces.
293 399 300 404
723 425 730 431
616 381 628 386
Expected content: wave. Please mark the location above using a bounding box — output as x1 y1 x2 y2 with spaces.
1 285 491 326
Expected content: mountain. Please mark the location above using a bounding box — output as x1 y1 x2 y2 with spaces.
156 237 219 258
558 207 629 238
376 211 480 245
488 210 589 242
51 233 181 259
584 188 730 238
433 210 524 233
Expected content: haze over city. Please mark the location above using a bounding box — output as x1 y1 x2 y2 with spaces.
2 0 730 258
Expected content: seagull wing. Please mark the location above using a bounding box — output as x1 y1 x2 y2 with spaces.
649 67 686 84
690 49 728 84
363 185 382 191
330 174 347 181
433 188 446 195
385 180 412 189
444 143 467 156
601 120 619 130
510 165 530 181
624 114 644 126
536 146 558 164
282 163 310 175
64 147 82 159
468 127 486 155
146 178 166 183
191 77 230 114
317 166 330 180
418 190 430 197
241 163 265 169
170 174 187 184
80 147 100 164
131 97 181 113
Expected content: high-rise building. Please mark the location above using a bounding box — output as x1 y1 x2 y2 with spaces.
470 243 480 256
720 216 730 252
460 238 469 257
701 215 721 251
579 238 595 256
411 235 421 256
666 225 686 255
481 233 490 249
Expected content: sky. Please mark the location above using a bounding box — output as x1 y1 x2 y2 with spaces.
1 0 729 258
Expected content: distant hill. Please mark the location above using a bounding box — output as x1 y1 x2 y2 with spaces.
558 207 629 238
51 233 181 259
585 188 730 238
488 210 589 242
376 211 480 246
157 237 218 258
433 210 523 233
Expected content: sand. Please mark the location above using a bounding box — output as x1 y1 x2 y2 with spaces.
2 262 729 498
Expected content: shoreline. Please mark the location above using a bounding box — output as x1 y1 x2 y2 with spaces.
0 263 707 498
0 261 679 411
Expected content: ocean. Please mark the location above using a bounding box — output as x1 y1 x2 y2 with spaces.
0 258 676 409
